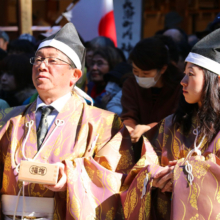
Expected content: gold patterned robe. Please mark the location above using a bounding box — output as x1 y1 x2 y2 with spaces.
0 93 135 219
121 114 220 220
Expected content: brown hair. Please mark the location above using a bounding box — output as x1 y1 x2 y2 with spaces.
92 46 123 71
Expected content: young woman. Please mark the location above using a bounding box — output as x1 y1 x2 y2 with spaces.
121 35 183 147
120 28 220 219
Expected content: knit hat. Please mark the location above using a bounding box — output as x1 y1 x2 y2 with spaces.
185 28 220 75
37 22 85 71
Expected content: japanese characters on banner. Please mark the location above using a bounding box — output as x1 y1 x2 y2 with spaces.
113 0 143 58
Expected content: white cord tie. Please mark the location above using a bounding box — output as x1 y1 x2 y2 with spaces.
141 173 149 199
81 168 87 194
22 121 34 160
15 164 20 174
55 119 65 127
185 161 194 185
89 134 99 152
184 127 205 185
13 181 25 220
73 86 94 106
13 118 64 219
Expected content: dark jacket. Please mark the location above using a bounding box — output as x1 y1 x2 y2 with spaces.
121 74 183 141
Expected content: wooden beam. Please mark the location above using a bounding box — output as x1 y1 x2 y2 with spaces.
0 1 8 26
18 0 32 35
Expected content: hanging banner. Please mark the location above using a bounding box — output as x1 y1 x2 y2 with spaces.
19 0 32 35
113 0 143 58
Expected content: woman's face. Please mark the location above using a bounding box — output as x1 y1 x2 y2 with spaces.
132 62 166 88
90 54 109 83
0 73 17 91
181 62 205 107
132 62 158 78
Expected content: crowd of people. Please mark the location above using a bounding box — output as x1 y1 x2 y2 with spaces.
0 10 220 220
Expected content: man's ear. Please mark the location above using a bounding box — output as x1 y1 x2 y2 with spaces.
218 75 220 86
73 68 82 79
70 68 82 86
160 65 168 75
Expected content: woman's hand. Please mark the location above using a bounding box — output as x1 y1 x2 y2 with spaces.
152 161 177 192
125 125 134 134
43 162 67 192
155 167 174 192
130 124 151 143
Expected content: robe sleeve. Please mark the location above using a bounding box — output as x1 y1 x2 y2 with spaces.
171 154 220 220
122 119 165 186
121 77 139 128
0 107 26 220
64 113 136 220
120 119 172 220
0 125 6 220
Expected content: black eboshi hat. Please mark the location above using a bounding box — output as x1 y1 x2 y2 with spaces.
185 28 220 75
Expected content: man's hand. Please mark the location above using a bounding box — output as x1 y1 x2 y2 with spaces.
130 124 151 143
44 162 67 192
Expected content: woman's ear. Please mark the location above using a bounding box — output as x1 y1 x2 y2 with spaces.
160 65 168 75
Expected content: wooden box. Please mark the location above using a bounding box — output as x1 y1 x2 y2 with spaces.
18 160 59 185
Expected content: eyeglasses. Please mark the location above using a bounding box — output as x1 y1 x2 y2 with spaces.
30 56 72 67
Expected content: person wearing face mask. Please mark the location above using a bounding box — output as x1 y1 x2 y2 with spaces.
121 36 184 159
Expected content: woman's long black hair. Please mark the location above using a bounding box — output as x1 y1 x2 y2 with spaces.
173 67 220 143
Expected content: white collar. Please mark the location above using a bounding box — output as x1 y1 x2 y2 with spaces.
36 92 71 113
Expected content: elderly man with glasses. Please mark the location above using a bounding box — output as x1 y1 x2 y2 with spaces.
0 23 135 220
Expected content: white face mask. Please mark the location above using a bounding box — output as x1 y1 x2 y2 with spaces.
134 72 161 88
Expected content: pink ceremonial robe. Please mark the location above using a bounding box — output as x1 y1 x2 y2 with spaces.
121 115 220 220
0 93 135 219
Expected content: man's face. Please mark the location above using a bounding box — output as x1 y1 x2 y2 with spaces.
32 47 80 100
0 38 8 51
